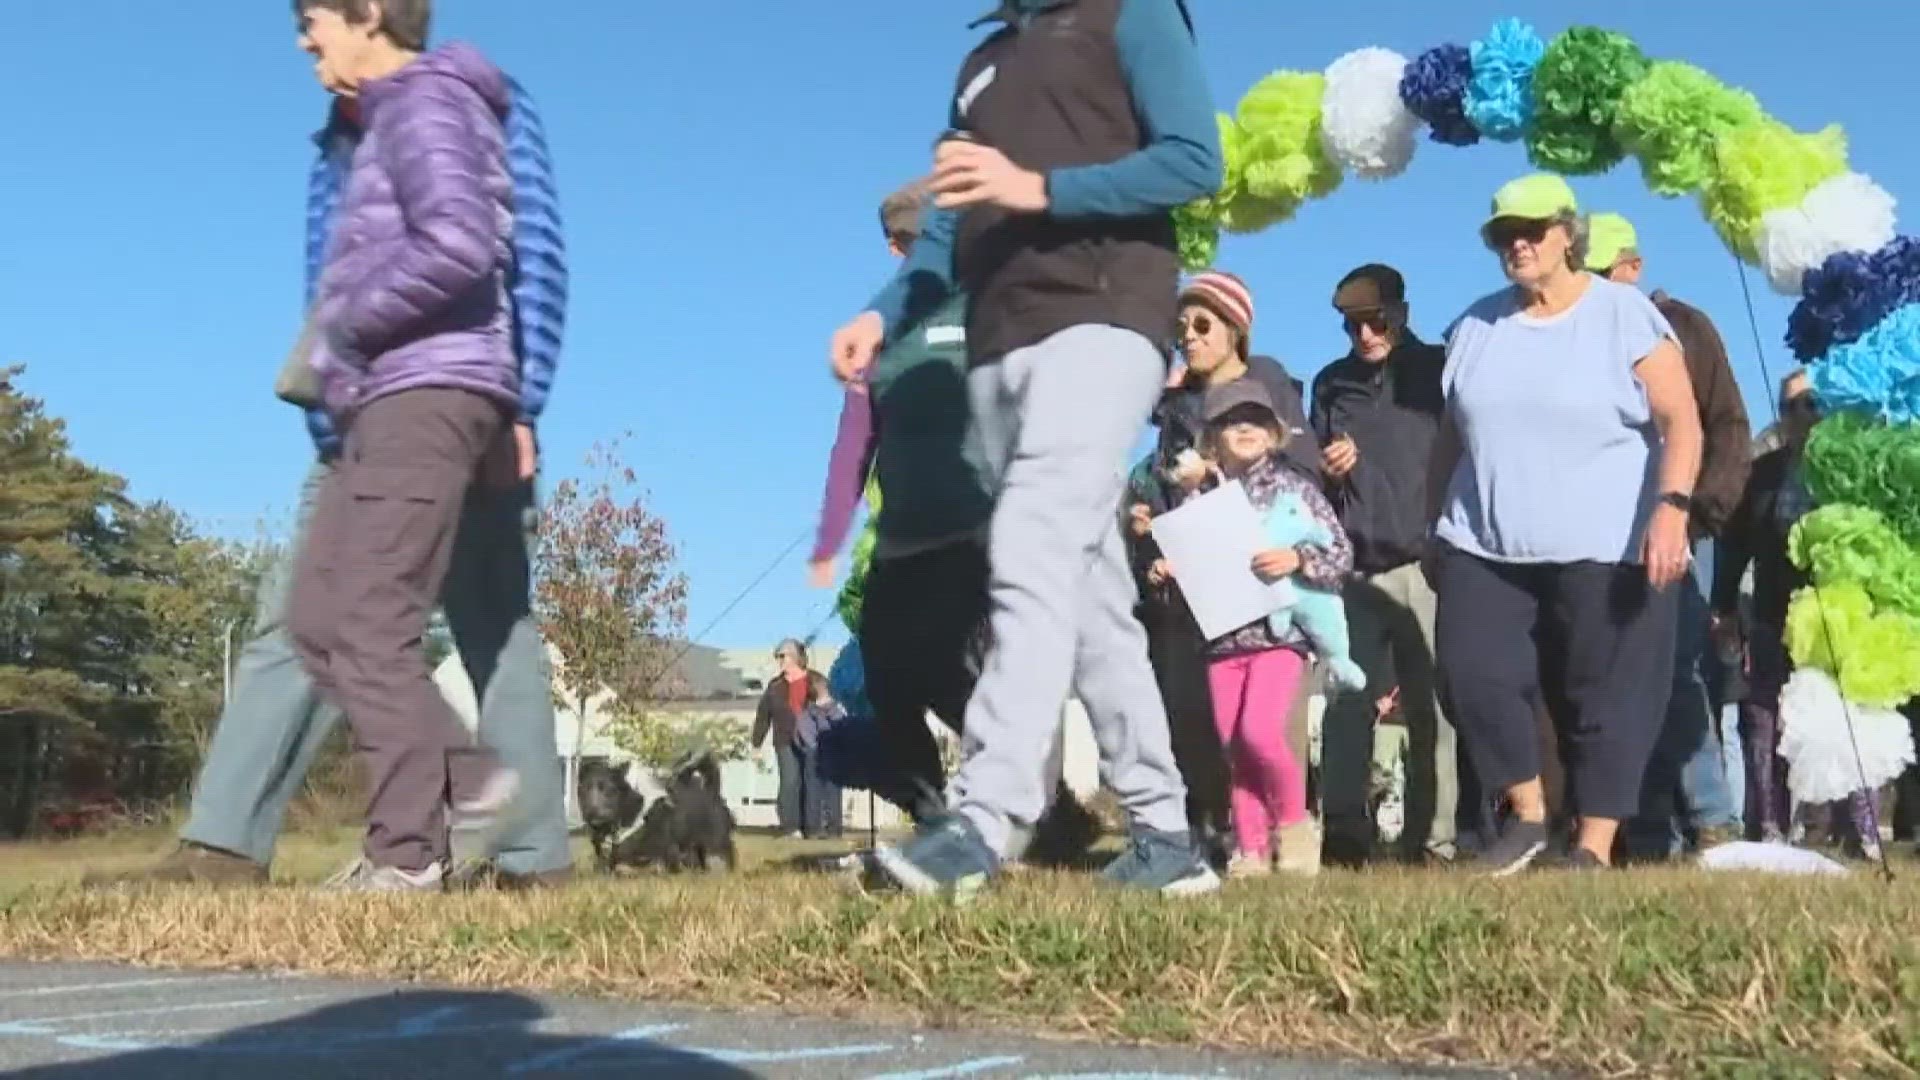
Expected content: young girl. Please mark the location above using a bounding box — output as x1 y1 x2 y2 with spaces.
1179 379 1354 877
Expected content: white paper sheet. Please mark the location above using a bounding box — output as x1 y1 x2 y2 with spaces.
1148 480 1290 640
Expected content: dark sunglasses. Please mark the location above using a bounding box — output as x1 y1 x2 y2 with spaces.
1177 312 1216 338
1781 394 1818 418
1342 312 1391 336
1484 219 1554 250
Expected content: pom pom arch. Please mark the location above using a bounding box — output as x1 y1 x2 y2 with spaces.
1172 18 1916 783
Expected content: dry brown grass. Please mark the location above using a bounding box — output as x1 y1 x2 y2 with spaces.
0 834 1916 1077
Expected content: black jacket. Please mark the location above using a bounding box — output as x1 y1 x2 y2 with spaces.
1309 336 1446 575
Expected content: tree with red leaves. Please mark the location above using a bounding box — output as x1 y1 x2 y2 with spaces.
533 440 688 819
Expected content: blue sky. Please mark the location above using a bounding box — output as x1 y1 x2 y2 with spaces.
1 2 1913 651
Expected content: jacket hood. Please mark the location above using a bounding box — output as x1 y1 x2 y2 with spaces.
365 41 509 118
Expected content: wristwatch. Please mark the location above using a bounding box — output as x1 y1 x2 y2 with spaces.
1657 491 1693 514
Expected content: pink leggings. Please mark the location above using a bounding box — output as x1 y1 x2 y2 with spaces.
1208 648 1309 855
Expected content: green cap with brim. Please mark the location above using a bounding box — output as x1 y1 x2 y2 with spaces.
1586 212 1639 272
1482 173 1579 230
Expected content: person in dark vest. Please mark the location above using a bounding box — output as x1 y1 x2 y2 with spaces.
827 0 1223 898
1311 264 1458 867
1585 213 1753 861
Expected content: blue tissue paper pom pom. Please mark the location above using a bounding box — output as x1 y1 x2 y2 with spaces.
1400 44 1480 147
1464 18 1545 142
1809 303 1920 425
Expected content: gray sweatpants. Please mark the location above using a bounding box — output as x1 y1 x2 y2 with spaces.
181 444 569 876
949 324 1189 857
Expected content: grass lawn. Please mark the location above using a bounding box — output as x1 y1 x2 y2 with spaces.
1 828 1916 1077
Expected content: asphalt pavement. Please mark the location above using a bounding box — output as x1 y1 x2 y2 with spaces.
0 961 1526 1079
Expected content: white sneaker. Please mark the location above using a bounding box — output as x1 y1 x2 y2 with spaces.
322 855 370 888
330 860 445 893
1226 851 1272 879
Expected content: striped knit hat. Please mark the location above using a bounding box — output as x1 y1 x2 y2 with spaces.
1179 271 1255 355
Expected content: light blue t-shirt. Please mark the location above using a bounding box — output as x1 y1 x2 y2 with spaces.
1437 277 1678 565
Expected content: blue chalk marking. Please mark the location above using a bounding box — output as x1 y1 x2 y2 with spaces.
0 976 240 1000
869 1054 1028 1079
0 994 330 1027
396 1005 472 1035
692 1042 895 1065
1025 1074 1235 1079
506 1022 688 1073
56 1034 160 1053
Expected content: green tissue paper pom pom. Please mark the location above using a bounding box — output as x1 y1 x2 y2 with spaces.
1173 202 1220 271
1785 583 1920 708
835 473 882 633
1700 118 1848 263
1525 27 1651 175
1788 504 1920 619
1233 72 1342 220
1803 413 1920 545
1614 62 1764 197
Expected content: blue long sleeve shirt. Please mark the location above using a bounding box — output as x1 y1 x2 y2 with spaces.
302 76 569 453
864 0 1221 337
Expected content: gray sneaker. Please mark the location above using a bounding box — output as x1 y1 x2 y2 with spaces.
871 816 998 903
450 767 525 858
1101 830 1221 896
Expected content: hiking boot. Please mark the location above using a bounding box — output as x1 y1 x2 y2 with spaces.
1274 819 1322 877
329 859 445 893
450 767 526 857
1100 830 1221 896
872 816 998 903
83 843 269 888
1475 819 1549 877
1226 850 1272 879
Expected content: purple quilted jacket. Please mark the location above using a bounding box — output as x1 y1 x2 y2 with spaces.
311 42 517 419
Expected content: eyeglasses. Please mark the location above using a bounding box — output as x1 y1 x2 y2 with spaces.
1177 312 1215 338
1484 219 1554 250
1781 394 1818 418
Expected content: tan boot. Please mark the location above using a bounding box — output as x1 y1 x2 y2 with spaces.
83 843 269 888
1274 820 1322 877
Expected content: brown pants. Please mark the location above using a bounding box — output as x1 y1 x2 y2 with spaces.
289 388 510 871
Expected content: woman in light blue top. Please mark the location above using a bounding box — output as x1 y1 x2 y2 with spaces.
1426 175 1703 875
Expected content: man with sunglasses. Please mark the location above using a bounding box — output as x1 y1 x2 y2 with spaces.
1309 263 1457 866
1586 212 1753 862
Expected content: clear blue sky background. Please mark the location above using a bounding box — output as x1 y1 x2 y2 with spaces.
1 2 1913 651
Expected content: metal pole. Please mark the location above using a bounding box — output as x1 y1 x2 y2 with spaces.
221 618 239 706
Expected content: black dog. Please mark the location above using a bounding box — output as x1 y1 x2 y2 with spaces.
577 759 647 872
584 751 737 874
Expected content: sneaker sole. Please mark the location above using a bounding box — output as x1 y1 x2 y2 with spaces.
1483 841 1548 878
1157 866 1223 897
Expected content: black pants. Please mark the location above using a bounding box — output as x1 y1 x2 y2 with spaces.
1144 614 1229 840
1436 546 1677 822
858 540 989 823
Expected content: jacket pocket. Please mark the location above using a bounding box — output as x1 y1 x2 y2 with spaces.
344 465 447 563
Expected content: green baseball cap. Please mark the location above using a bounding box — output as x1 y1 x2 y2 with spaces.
1483 173 1579 230
1586 212 1640 271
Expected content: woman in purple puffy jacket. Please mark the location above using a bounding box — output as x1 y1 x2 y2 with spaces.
286 0 523 892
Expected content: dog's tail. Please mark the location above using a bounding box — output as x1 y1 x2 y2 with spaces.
672 747 723 794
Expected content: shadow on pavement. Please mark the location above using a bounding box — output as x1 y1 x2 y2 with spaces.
12 989 758 1078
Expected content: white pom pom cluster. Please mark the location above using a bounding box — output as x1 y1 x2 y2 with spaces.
1779 667 1915 804
1320 48 1418 180
1758 172 1899 295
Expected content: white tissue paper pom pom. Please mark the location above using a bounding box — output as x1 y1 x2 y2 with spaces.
1320 47 1418 180
1779 667 1915 805
1759 173 1899 295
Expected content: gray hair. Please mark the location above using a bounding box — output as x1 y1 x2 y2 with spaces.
1557 211 1591 273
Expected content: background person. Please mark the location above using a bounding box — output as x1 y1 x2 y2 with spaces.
752 640 827 838
111 0 570 891
286 10 527 891
1310 263 1456 867
1429 175 1703 874
1585 212 1753 861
